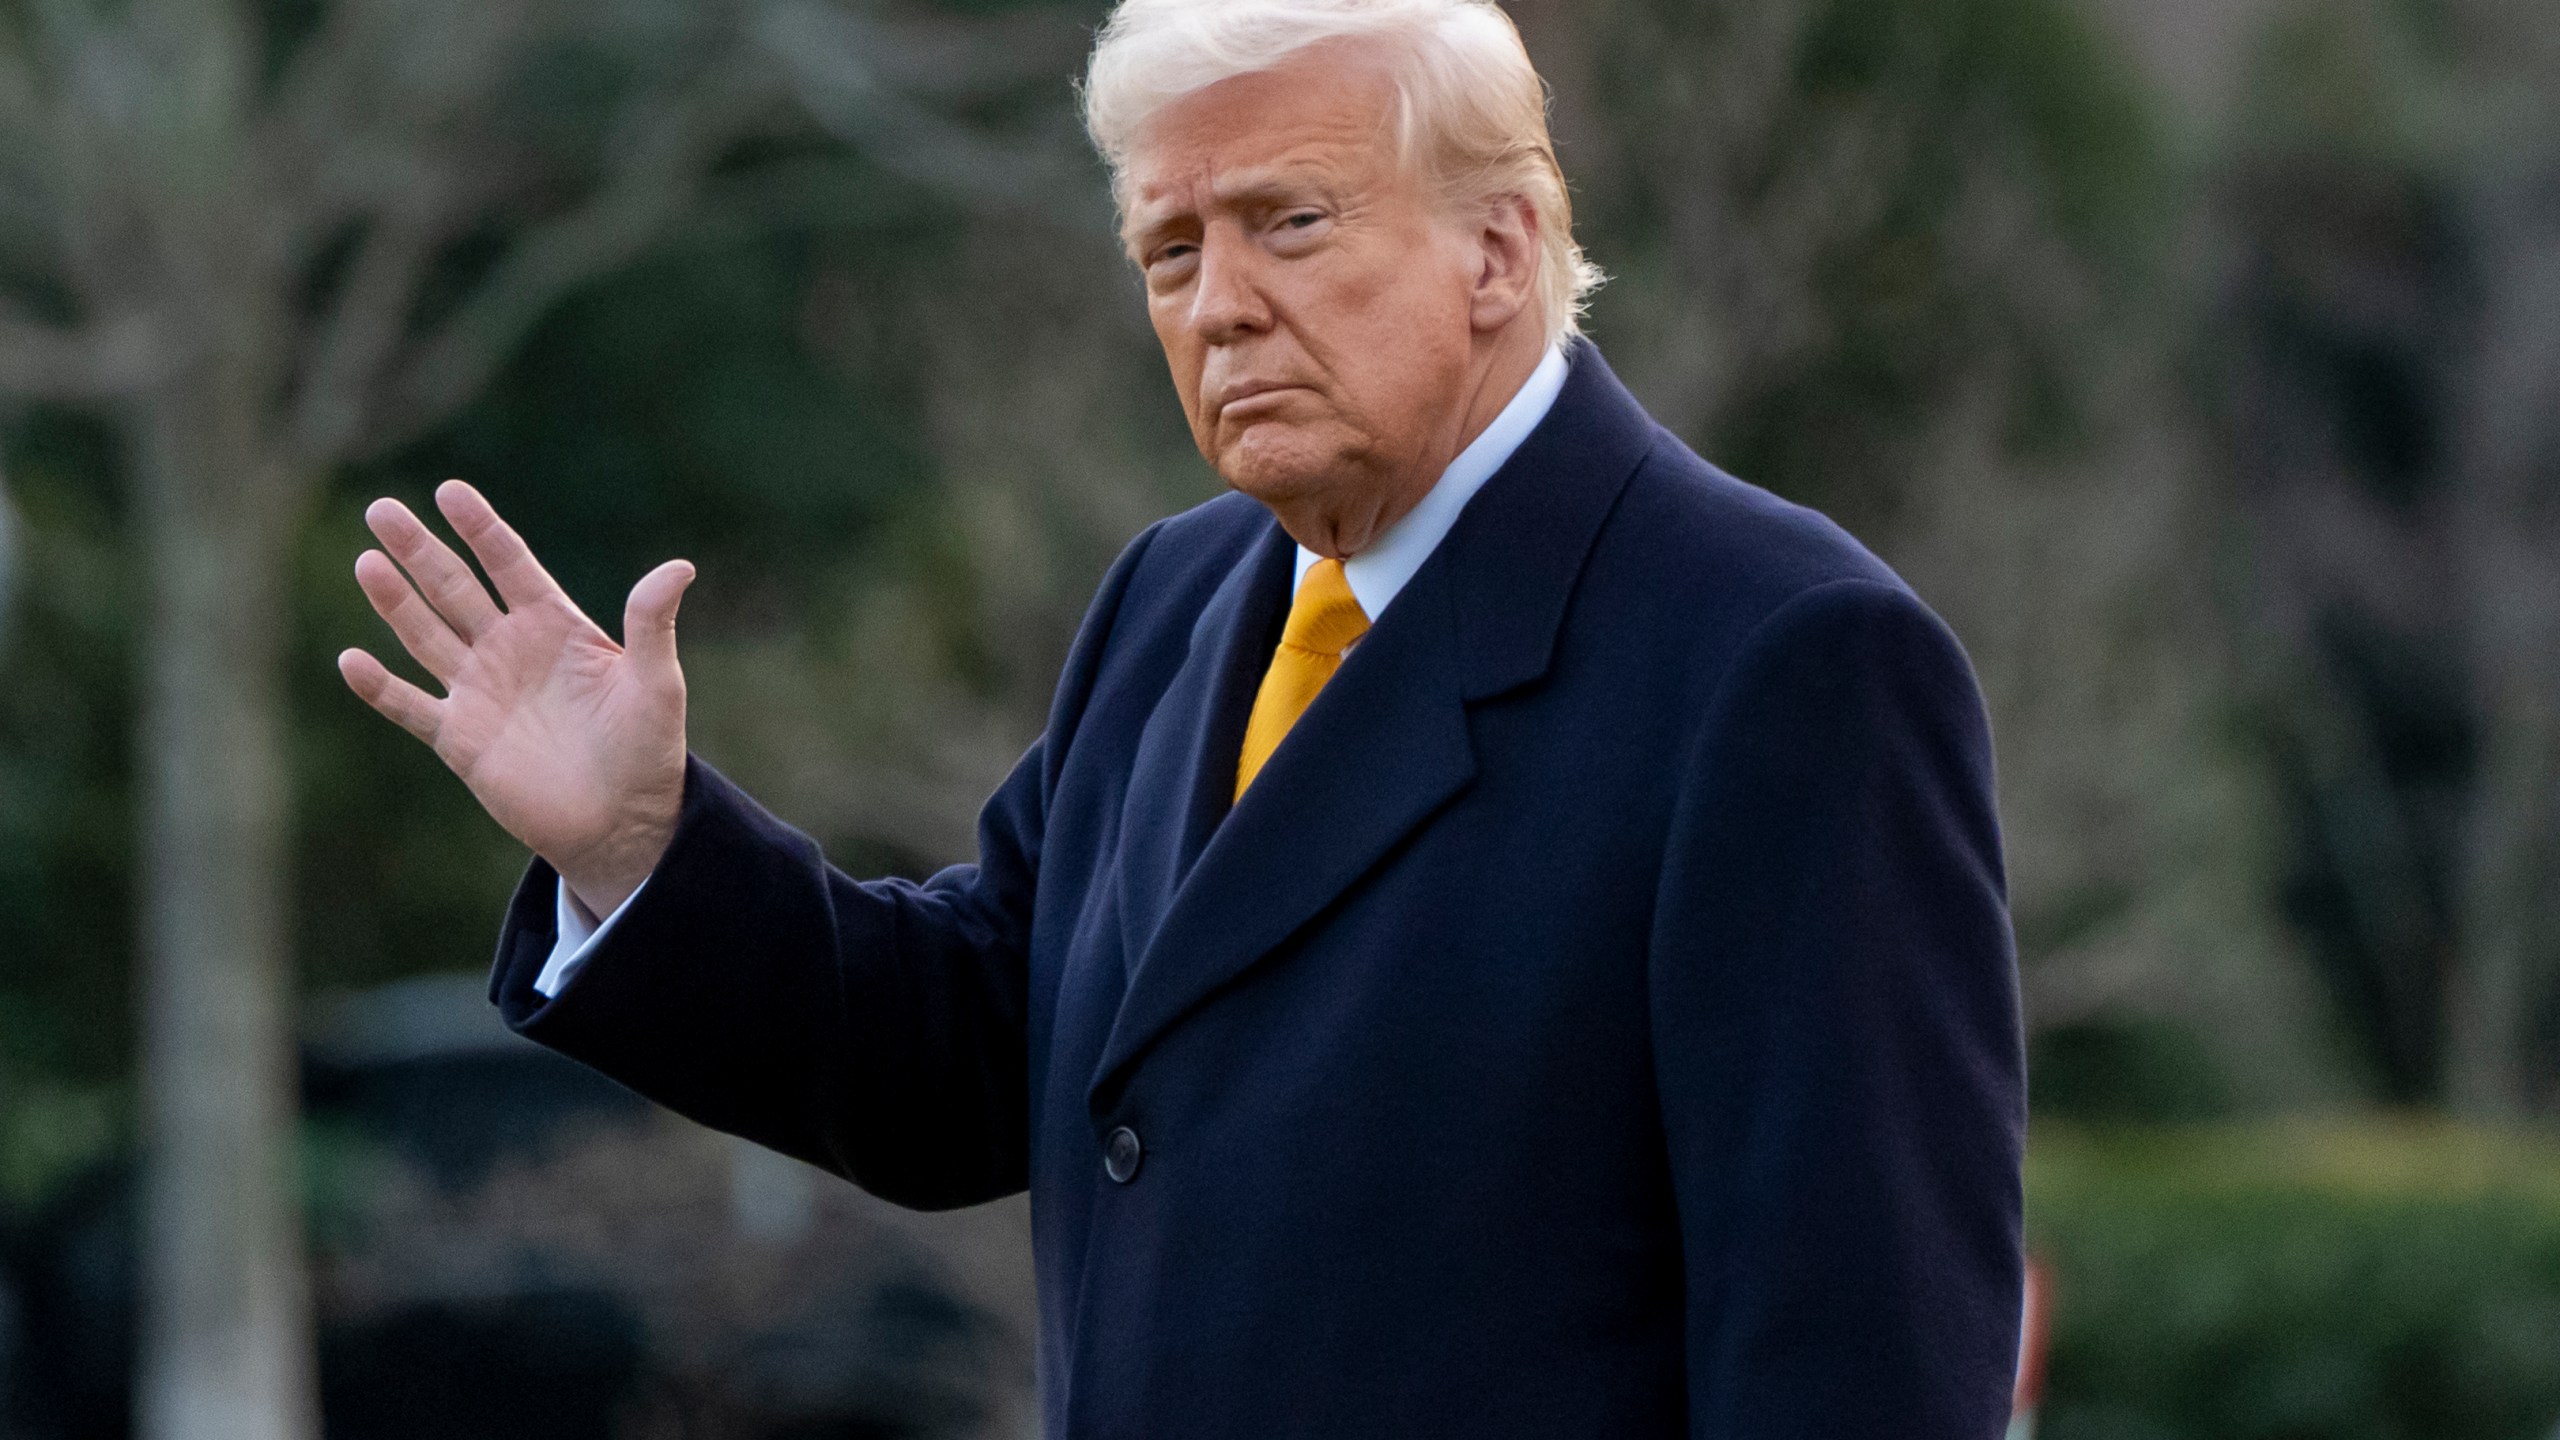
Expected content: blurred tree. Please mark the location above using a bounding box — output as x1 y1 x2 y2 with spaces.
0 452 16 635
2438 0 2560 1119
0 0 1081 1434
2219 0 2560 1115
0 408 132 1140
2442 324 2560 1105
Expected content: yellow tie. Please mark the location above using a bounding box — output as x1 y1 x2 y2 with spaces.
1235 557 1370 800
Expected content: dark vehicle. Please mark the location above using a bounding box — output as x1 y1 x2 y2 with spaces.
2 974 1034 1440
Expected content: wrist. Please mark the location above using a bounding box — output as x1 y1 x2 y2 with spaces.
560 869 644 923
552 802 677 921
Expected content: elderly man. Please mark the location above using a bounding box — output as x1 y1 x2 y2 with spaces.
341 0 2024 1435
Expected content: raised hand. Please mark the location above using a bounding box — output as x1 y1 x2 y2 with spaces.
338 479 695 917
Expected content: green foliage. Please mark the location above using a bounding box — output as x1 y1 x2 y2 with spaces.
393 231 936 624
2032 1018 2237 1125
0 1080 120 1213
1780 0 2165 461
0 412 135 1085
1582 0 2168 538
2030 1122 2560 1440
1793 0 2163 253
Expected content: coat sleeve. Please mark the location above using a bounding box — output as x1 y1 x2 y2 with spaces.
1649 577 2025 1439
487 521 1163 1212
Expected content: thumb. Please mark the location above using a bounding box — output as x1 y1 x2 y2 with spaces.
623 559 696 677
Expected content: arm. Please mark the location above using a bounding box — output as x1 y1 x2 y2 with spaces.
490 743 1046 1209
484 521 1156 1208
338 475 1158 1211
1649 579 2024 1440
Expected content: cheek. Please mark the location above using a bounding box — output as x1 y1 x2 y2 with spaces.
1321 287 1471 426
1297 241 1472 380
1150 306 1208 403
1149 300 1193 371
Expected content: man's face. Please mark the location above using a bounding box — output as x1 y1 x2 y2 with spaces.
1121 45 1485 549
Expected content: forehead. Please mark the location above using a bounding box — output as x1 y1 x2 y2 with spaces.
1119 45 1407 224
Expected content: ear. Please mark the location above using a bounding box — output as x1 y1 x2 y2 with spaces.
1468 193 1542 334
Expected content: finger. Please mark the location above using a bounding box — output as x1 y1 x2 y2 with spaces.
354 549 470 682
435 479 569 614
622 559 697 681
337 647 445 747
364 496 504 641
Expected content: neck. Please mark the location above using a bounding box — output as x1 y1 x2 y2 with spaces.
1282 319 1551 560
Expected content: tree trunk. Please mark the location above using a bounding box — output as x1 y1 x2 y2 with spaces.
131 377 320 1440
2445 201 2560 1121
2446 689 2560 1118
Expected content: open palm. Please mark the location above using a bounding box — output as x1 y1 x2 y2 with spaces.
338 479 695 915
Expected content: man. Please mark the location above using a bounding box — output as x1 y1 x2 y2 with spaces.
340 1 2025 1435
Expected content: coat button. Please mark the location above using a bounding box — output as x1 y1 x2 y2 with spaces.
1103 1126 1143 1184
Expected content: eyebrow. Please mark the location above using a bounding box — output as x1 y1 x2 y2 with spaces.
1210 166 1337 209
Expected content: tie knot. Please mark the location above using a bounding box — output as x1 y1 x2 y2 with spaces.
1283 557 1370 658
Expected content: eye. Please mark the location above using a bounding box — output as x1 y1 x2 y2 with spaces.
1268 209 1331 249
1142 240 1199 291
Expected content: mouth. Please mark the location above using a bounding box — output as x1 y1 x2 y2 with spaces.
1214 381 1307 416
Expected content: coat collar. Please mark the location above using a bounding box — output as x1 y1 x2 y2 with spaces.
1092 340 1660 1110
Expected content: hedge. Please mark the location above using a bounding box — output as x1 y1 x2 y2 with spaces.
2028 1119 2560 1440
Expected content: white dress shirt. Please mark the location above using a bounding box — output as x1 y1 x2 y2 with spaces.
535 342 1571 999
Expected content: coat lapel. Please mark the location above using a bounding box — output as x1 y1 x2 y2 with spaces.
1112 521 1297 979
1090 341 1662 1109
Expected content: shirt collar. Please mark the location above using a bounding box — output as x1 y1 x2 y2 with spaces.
1291 342 1571 621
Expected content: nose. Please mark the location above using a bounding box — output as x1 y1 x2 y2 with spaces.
1187 222 1271 345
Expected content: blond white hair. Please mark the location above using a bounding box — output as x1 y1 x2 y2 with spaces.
1080 0 1603 342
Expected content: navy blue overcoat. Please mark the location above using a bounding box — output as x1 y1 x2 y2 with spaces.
491 342 2025 1439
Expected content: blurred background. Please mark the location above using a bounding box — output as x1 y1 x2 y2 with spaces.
2 0 2559 1436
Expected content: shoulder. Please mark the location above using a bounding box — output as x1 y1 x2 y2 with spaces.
1596 427 1905 628
1572 427 1979 729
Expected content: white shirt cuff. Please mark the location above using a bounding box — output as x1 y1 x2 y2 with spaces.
533 874 648 998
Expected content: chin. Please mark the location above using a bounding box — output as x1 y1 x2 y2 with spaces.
1211 424 1352 506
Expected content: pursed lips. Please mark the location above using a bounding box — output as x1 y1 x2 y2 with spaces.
1213 380 1309 416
